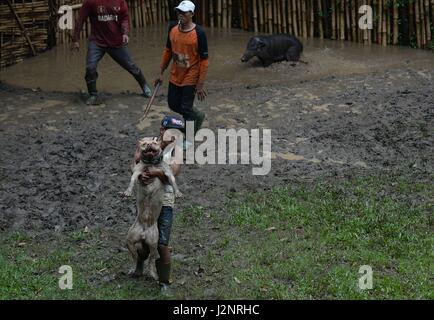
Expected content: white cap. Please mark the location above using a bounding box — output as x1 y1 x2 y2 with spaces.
175 1 195 13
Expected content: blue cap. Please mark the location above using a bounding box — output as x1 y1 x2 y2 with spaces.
161 115 185 129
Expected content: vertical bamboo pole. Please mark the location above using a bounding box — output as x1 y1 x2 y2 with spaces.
419 0 426 47
223 0 227 28
317 0 323 38
301 0 307 38
258 0 264 31
415 0 421 47
210 0 214 27
377 0 382 44
288 0 293 34
276 0 282 33
267 0 273 33
217 0 221 28
386 1 391 44
331 0 336 39
425 0 431 44
382 0 387 45
339 0 345 39
166 0 170 22
282 0 286 33
136 0 140 27
351 0 357 42
152 0 157 24
253 0 258 32
292 0 298 36
243 0 249 30
228 0 232 28
409 0 414 45
309 0 314 37
345 0 350 41
392 0 399 44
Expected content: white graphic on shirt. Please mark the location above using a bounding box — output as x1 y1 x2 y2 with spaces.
173 52 190 68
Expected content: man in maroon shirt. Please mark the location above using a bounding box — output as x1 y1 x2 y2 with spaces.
71 0 152 105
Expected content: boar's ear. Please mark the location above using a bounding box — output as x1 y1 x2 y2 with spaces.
257 39 266 48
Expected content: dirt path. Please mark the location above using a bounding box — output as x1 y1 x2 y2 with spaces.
1 64 433 235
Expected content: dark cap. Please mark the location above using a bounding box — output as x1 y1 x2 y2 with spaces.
161 115 185 129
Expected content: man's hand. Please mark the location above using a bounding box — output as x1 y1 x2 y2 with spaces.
196 83 207 101
138 167 164 185
154 73 164 87
122 34 129 45
70 41 80 52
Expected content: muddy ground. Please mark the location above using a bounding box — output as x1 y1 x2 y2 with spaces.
1 64 432 233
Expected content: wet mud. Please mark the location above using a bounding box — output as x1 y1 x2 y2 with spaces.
0 26 433 240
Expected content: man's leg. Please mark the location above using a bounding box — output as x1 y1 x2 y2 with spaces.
156 206 174 288
107 46 152 97
179 85 205 135
85 41 105 105
167 82 184 115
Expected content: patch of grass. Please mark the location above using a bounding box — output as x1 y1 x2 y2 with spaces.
190 174 433 299
1 174 432 299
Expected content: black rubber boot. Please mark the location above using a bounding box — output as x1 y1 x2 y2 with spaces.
156 245 172 296
85 73 100 105
134 70 152 97
193 109 205 135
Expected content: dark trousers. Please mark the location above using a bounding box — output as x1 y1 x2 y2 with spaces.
168 82 204 134
85 41 146 95
158 206 173 246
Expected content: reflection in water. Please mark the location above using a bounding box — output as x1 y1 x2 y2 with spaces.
1 24 433 92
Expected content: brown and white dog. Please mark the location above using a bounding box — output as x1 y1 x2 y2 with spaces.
123 136 182 279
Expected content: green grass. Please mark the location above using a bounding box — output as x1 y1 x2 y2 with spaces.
1 174 432 299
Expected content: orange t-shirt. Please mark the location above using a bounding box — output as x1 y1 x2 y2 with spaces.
160 22 209 87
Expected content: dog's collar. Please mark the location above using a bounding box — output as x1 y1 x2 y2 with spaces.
141 152 163 165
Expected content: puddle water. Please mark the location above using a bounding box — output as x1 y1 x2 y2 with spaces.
1 24 433 92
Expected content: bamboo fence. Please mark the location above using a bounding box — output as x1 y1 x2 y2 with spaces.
1 0 434 69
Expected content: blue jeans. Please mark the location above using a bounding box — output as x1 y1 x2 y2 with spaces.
158 206 173 246
85 41 146 95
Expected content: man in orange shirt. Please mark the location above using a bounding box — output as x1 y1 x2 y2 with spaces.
155 1 209 138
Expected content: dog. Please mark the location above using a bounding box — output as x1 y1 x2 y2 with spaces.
123 136 182 279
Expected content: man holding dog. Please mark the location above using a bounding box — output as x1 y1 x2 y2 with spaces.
155 0 209 137
71 0 152 105
134 115 184 294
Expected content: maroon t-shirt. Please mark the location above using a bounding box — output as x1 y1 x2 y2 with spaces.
73 0 129 48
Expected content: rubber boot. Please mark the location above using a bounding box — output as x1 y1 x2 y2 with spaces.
134 70 152 98
156 245 172 296
85 74 100 105
193 108 205 135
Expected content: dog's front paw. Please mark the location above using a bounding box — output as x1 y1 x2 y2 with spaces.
128 269 143 278
175 191 183 198
121 190 133 197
